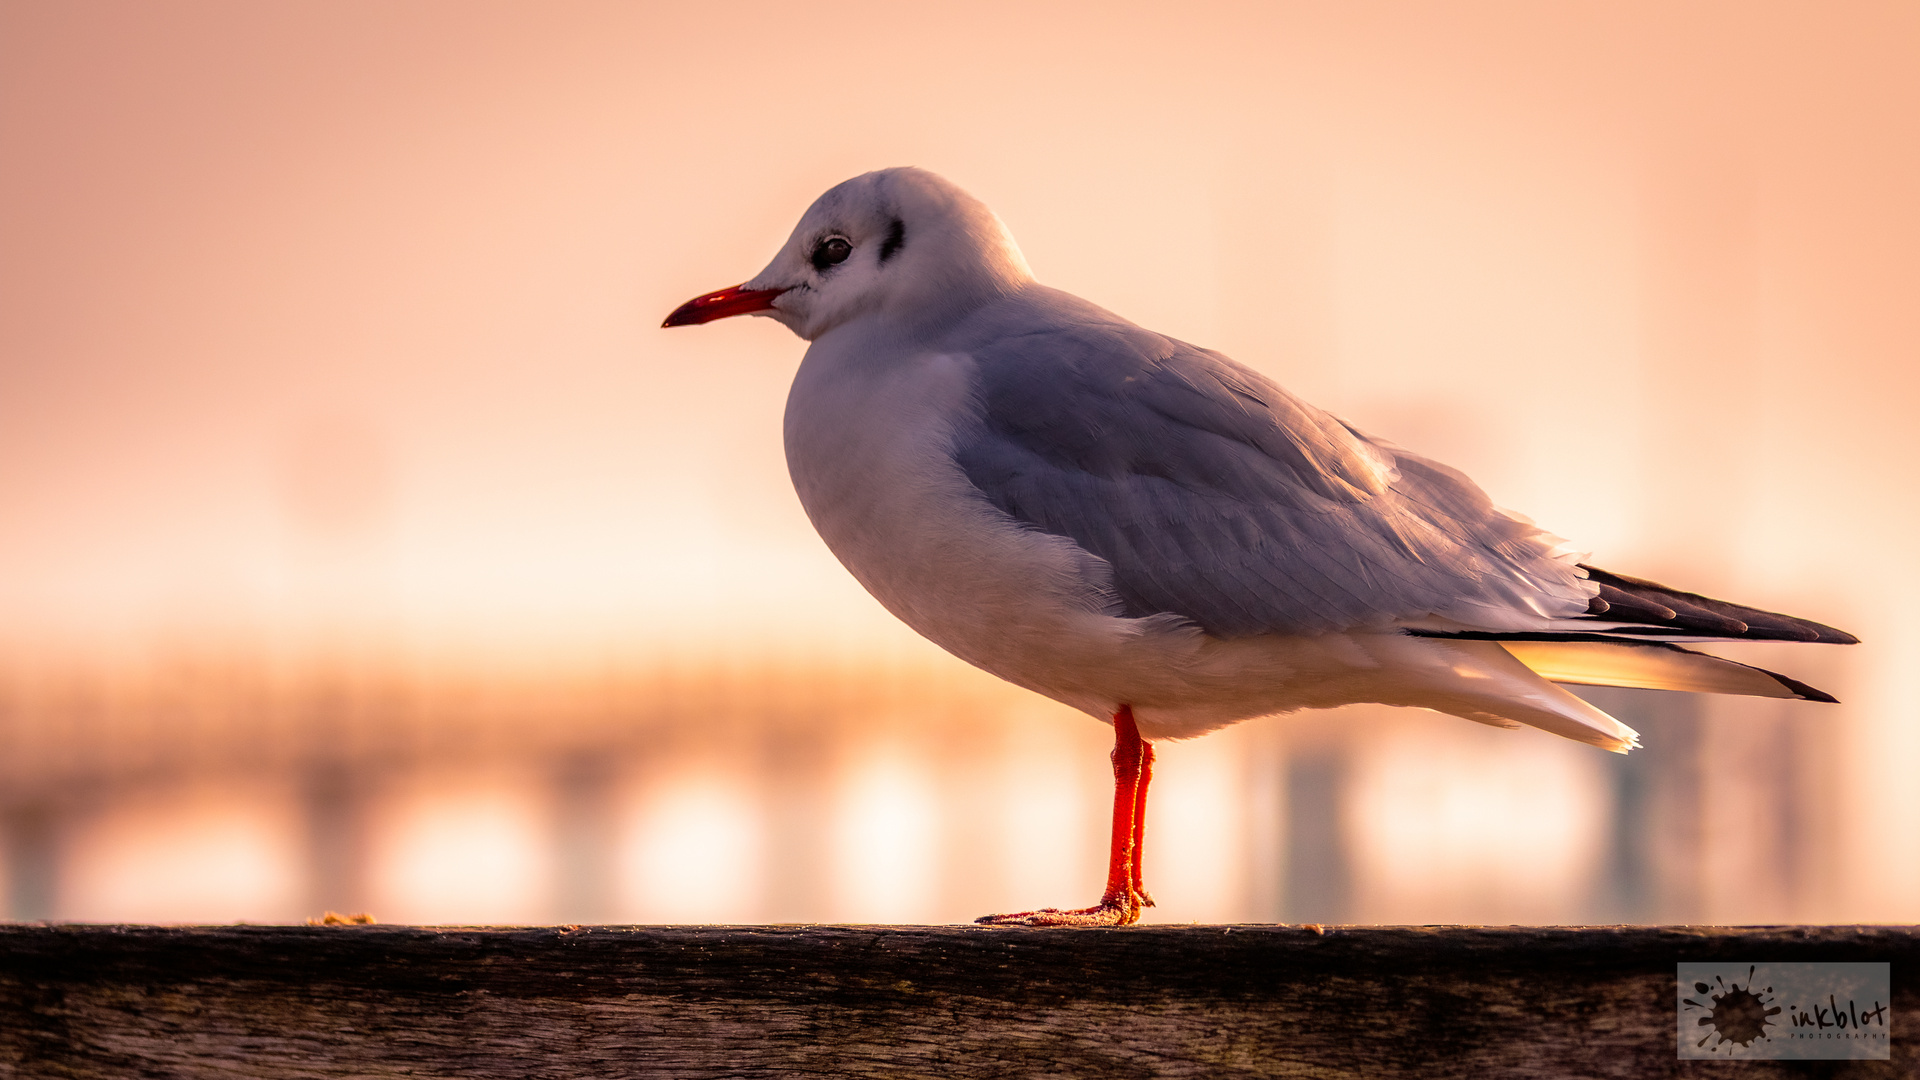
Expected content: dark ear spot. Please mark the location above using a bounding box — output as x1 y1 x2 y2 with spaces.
879 218 906 264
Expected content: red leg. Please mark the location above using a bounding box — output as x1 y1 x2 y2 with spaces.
976 705 1154 927
1131 736 1155 909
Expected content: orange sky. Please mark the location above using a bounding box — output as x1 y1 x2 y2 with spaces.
4 0 1919 919
2 0 1915 667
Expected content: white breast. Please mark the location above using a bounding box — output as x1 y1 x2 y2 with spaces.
783 343 1123 682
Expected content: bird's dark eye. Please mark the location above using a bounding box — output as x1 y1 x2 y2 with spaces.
811 236 853 270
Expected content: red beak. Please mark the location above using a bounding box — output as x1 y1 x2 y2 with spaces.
661 283 787 327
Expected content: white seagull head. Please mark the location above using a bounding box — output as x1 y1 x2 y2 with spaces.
663 167 1033 340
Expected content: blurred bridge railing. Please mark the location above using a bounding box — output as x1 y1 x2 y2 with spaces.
0 649 1836 927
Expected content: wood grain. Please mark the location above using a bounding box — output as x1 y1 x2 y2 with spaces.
0 924 1912 1078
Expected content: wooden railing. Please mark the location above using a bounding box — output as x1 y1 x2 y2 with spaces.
1 924 1912 1077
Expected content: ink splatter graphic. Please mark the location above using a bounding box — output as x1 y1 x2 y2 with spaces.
1682 966 1783 1053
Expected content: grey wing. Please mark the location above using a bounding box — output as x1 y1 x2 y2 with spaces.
951 309 1594 638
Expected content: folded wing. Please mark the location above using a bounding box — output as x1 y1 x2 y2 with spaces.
952 289 1596 638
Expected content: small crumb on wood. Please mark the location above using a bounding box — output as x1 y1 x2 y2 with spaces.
307 911 376 926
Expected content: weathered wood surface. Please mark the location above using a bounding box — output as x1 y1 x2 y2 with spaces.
0 924 1913 1078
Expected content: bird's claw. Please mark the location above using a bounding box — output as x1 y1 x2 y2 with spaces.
975 892 1143 927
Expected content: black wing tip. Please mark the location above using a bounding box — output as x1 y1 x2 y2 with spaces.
1762 668 1841 703
1578 563 1859 645
1716 663 1841 704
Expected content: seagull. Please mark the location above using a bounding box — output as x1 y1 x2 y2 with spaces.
663 167 1857 926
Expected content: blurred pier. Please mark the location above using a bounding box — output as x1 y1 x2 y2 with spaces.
0 650 1845 927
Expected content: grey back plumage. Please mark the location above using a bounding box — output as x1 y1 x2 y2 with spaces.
948 286 1593 638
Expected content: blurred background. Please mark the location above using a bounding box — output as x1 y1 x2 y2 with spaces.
1 1 1914 926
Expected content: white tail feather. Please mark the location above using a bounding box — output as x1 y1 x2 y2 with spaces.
1408 639 1641 753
